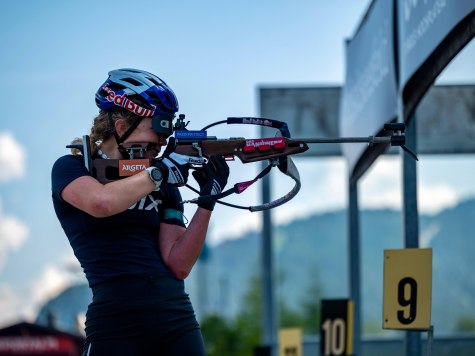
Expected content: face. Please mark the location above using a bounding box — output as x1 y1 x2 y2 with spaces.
121 118 167 158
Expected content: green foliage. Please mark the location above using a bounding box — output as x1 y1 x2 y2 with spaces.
201 272 325 355
201 276 262 356
279 303 303 329
201 313 259 356
200 315 239 356
299 277 323 334
233 276 262 354
455 316 475 332
278 269 323 334
363 320 385 335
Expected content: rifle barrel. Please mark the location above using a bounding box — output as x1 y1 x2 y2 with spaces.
296 136 392 144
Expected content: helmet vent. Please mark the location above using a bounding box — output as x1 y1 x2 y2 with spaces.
122 78 142 86
107 82 125 91
147 92 169 112
128 95 152 110
147 77 160 86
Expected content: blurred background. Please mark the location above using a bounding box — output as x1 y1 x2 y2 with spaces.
1 1 474 355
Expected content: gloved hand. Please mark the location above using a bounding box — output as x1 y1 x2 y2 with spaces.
154 138 192 187
192 156 229 211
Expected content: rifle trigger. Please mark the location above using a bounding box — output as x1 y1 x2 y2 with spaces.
192 142 203 157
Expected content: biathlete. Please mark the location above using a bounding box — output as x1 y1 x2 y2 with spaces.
51 68 229 355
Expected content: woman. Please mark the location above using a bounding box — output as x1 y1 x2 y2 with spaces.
51 68 229 355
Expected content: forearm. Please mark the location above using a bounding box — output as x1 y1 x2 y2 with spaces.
99 171 157 215
160 155 229 279
62 170 157 217
160 208 212 279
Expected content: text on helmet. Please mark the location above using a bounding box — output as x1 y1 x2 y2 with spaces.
103 84 156 117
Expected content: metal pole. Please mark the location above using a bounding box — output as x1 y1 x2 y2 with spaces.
261 164 275 355
296 136 392 144
348 180 362 355
402 114 421 356
427 325 434 356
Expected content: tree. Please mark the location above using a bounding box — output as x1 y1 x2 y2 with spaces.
233 276 263 354
455 316 475 332
201 276 262 356
201 314 241 356
201 269 326 355
299 274 324 334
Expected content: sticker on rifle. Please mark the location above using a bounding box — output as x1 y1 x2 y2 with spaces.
243 137 286 153
119 159 150 176
175 130 207 139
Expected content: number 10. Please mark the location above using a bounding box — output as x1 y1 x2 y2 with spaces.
322 318 346 355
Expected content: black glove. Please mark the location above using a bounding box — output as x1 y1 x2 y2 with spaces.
192 156 229 211
154 138 192 187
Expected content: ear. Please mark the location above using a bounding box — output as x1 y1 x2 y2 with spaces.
114 118 128 137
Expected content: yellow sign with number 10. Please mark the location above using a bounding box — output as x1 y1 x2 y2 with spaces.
383 248 432 330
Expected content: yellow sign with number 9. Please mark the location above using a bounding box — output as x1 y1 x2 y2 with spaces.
383 248 432 330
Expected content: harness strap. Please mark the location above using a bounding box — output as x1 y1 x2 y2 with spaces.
182 117 302 211
183 157 301 212
188 163 273 205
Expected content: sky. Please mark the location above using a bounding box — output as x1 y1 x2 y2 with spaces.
0 0 474 328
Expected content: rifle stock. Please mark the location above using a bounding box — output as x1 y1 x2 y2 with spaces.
174 137 308 163
90 136 309 184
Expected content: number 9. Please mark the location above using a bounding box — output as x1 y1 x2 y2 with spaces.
397 277 417 324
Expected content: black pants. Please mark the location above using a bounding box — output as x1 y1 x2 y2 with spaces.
83 275 205 356
83 328 205 356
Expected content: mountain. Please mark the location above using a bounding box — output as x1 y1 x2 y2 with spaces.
188 198 475 334
36 198 475 335
36 283 91 335
423 199 475 331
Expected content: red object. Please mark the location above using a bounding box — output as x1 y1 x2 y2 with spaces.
243 137 286 153
243 145 255 153
0 322 84 356
0 336 76 354
273 140 286 150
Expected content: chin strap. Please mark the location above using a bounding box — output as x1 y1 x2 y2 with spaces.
109 112 140 144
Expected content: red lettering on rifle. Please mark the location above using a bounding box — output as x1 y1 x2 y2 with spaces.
243 137 286 153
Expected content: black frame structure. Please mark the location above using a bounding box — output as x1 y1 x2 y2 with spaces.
258 1 475 355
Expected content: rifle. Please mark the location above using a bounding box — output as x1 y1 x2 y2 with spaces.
68 115 416 211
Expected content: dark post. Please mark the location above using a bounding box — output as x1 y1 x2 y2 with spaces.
348 179 361 355
261 166 275 354
402 115 421 355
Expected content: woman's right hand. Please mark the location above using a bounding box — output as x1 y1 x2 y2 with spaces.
153 137 204 187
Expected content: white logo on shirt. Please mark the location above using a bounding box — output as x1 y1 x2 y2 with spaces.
128 195 162 212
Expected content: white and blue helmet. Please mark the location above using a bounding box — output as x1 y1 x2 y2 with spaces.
95 68 179 138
